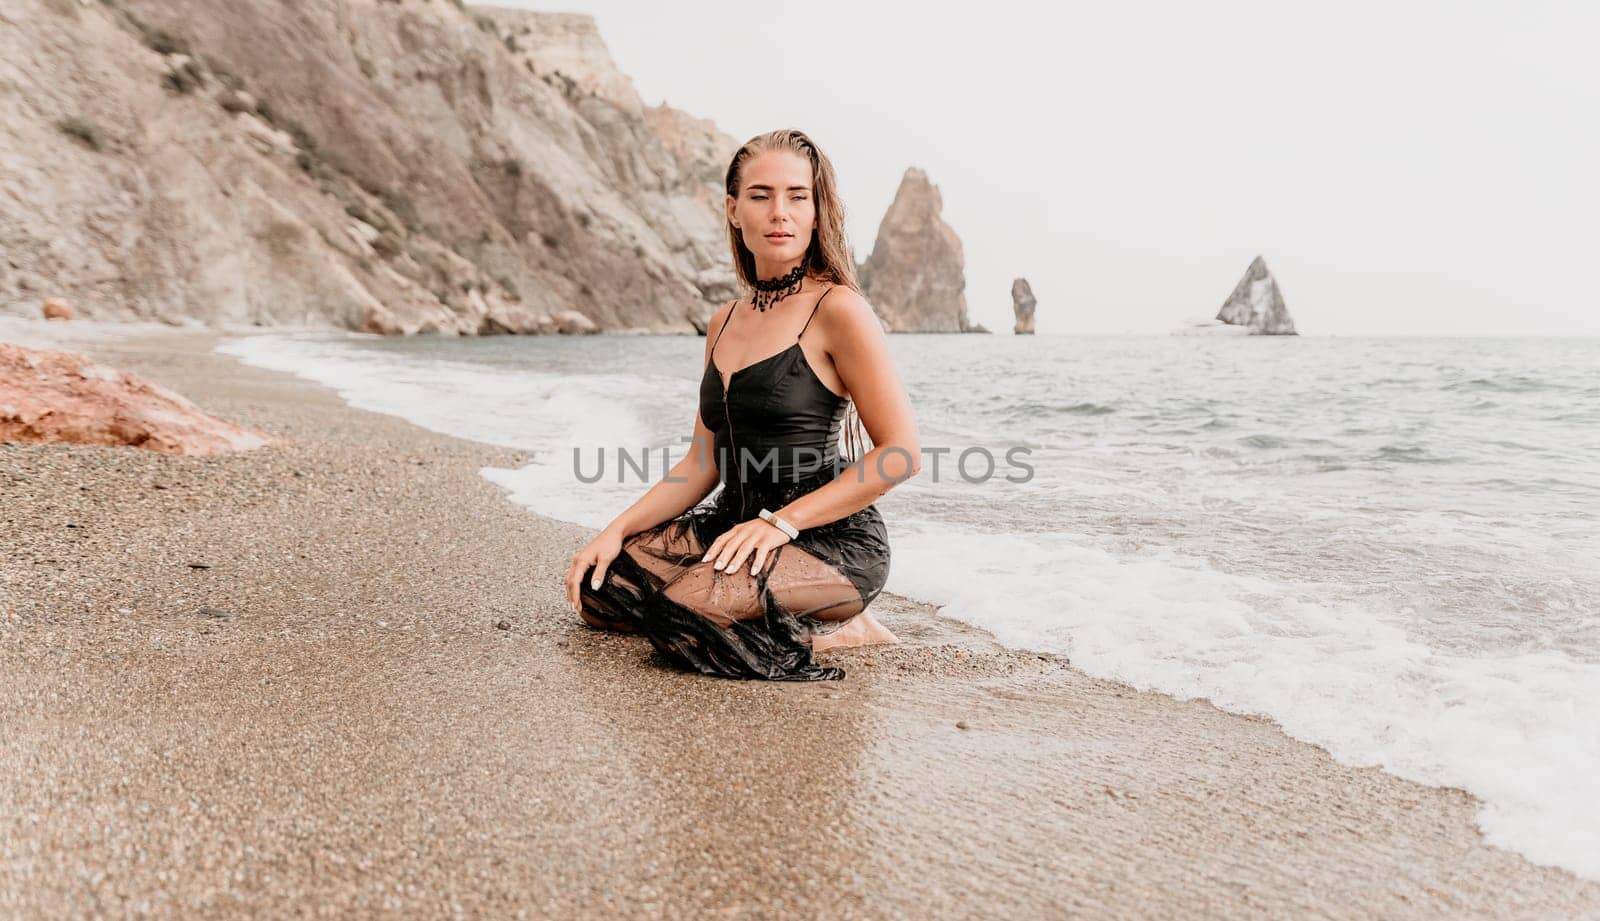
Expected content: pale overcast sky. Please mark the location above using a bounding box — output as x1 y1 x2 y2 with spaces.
498 0 1598 336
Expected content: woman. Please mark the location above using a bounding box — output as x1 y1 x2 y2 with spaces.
564 128 922 680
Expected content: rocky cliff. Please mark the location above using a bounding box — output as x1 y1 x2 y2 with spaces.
858 168 979 333
0 0 740 334
1216 255 1297 335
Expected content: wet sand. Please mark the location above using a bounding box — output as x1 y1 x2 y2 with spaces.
3 316 1598 919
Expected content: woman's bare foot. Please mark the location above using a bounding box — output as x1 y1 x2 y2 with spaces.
811 607 899 653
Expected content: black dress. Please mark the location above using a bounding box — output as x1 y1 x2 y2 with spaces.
578 286 891 680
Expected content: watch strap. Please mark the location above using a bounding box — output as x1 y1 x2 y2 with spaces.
757 508 799 540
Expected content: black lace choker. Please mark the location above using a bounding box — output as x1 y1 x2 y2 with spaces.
751 264 806 312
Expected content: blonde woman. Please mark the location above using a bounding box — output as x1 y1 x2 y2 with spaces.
565 129 921 680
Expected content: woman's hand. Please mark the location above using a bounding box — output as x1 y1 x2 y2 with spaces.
701 518 792 577
566 526 625 614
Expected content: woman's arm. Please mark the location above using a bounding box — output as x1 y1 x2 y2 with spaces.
593 301 734 540
598 410 721 540
567 304 733 609
774 287 921 530
568 414 719 609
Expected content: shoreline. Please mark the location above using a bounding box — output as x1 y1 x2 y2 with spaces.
3 316 1598 918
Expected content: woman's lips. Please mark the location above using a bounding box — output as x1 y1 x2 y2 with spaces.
765 234 792 242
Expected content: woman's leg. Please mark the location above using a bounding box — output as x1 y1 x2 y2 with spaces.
581 526 885 679
652 542 858 623
577 517 708 633
754 546 897 651
642 547 848 680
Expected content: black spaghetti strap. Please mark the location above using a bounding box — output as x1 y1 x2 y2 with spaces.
799 286 834 340
708 299 736 362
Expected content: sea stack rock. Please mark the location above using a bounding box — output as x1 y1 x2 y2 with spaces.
1216 256 1296 335
1011 278 1036 334
858 168 978 333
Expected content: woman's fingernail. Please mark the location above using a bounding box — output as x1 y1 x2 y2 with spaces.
590 579 599 590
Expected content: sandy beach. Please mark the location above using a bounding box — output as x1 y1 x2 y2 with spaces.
3 317 1598 919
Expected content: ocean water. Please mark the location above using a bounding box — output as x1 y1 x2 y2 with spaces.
217 331 1600 880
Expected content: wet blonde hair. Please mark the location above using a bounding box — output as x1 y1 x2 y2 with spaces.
724 128 859 292
723 129 873 463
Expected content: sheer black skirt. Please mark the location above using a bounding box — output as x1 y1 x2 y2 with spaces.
577 470 890 680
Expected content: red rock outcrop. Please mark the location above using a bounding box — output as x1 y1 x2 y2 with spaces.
0 342 270 454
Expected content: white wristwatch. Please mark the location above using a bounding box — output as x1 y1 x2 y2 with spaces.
757 508 799 540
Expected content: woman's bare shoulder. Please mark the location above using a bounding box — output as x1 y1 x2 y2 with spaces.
815 286 885 344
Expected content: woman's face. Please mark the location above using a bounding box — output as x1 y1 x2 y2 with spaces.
727 149 816 268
